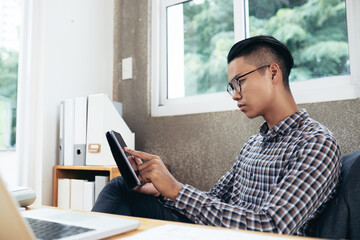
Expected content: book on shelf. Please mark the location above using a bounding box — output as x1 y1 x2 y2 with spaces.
83 181 95 212
74 96 88 166
95 175 109 202
63 99 75 166
57 178 71 209
70 179 85 211
57 176 108 210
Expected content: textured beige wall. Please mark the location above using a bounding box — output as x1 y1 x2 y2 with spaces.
113 0 360 191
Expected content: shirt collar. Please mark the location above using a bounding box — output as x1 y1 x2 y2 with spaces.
259 109 309 140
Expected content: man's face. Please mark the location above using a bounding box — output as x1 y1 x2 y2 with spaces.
227 57 274 119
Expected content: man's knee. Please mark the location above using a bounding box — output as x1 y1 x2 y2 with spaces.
109 176 126 186
103 176 127 192
95 176 128 202
92 176 131 214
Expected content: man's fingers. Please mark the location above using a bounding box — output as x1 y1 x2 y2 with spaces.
134 156 143 165
124 147 160 161
127 156 138 169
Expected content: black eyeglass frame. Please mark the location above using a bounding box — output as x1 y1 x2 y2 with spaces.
227 65 270 96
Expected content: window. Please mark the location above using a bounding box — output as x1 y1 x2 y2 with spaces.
248 0 350 82
0 0 22 149
152 0 360 116
166 0 234 99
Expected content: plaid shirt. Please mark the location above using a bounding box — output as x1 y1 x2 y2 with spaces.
163 110 341 236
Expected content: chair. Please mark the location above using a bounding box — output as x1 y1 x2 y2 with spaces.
309 149 360 239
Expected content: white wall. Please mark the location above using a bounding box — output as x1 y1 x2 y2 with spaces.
16 0 113 206
42 0 114 205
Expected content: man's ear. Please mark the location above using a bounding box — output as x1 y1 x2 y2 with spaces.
269 63 281 82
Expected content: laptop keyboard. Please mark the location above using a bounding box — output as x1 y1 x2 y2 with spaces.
25 217 94 240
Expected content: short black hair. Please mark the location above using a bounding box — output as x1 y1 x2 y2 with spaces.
227 35 294 90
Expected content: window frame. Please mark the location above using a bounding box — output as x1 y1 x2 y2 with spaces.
151 0 360 117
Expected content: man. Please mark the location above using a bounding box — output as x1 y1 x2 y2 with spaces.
92 35 341 236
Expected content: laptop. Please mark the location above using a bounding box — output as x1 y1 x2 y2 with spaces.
0 176 139 240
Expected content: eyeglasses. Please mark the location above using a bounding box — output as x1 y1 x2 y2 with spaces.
227 65 270 96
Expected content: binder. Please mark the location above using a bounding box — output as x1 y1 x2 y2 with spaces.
70 179 85 211
58 101 64 165
83 181 95 211
94 175 109 202
86 94 135 166
63 98 75 166
74 97 87 166
57 178 71 209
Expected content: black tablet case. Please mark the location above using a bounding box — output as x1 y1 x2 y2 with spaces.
106 130 141 190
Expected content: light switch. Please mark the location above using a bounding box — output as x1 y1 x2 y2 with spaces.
122 57 132 80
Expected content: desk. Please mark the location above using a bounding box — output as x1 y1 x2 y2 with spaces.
27 206 321 240
105 217 320 240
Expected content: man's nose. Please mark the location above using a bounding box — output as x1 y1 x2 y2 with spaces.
232 91 242 101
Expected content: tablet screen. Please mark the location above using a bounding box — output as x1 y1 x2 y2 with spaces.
106 130 141 190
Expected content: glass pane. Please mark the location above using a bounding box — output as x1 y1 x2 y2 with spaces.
0 0 21 149
248 0 350 82
167 0 234 99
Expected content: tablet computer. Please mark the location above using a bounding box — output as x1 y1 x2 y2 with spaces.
106 130 141 190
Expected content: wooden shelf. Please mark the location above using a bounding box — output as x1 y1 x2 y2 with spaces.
53 165 120 207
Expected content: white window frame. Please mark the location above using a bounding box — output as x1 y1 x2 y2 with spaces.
151 0 360 117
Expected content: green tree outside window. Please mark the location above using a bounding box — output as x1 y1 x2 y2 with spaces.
174 0 349 98
0 48 18 149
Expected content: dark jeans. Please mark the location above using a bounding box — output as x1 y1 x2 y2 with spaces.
92 176 193 223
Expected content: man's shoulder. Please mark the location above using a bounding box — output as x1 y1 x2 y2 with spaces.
295 116 339 148
299 116 335 138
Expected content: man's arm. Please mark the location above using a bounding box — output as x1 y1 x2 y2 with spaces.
172 136 341 234
125 135 341 234
124 147 238 202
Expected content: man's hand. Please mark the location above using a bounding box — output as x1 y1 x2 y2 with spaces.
128 155 160 196
124 148 184 201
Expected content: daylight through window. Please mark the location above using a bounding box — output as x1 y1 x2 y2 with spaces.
0 0 21 149
152 0 359 116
